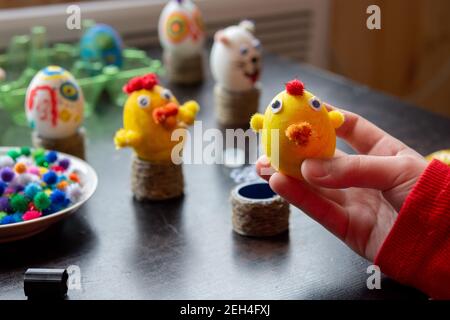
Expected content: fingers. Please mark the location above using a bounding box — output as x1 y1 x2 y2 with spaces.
325 104 407 156
255 155 275 181
301 154 412 191
269 173 349 240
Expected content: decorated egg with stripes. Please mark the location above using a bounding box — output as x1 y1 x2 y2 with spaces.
25 66 84 139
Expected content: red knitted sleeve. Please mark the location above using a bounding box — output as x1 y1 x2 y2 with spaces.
375 160 450 299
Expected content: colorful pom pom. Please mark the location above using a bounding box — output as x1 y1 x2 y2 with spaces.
24 183 42 199
12 212 23 223
20 146 31 156
66 183 83 203
56 180 69 191
0 148 84 225
123 73 159 94
69 173 80 183
7 149 20 161
0 156 14 168
32 148 45 159
1 167 15 182
14 162 27 174
45 151 58 163
58 158 70 170
1 214 15 225
10 194 29 212
285 79 304 96
0 197 10 212
43 171 58 185
27 166 41 176
50 189 66 205
33 192 51 211
23 210 42 221
0 182 6 196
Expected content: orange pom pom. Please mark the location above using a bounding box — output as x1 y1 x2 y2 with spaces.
14 162 27 174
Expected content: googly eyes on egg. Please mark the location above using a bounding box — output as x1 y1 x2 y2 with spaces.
271 99 282 113
240 46 249 55
161 89 173 100
137 95 151 108
308 97 322 111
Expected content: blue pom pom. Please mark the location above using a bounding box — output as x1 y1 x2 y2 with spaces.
1 215 15 225
12 212 23 222
50 189 66 205
43 171 58 185
45 151 58 163
0 181 6 196
24 183 42 199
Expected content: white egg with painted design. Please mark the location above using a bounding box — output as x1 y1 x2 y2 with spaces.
25 66 84 139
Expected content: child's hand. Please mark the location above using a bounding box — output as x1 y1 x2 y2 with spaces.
256 105 428 261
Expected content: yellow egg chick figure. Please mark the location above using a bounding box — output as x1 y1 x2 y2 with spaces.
114 73 199 162
250 79 344 180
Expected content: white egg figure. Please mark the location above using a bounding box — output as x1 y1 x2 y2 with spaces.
210 20 262 92
158 0 205 57
25 66 84 139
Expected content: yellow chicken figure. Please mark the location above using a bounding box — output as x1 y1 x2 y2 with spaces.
114 73 199 162
250 79 344 180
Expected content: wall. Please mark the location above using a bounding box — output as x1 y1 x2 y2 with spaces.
330 0 450 117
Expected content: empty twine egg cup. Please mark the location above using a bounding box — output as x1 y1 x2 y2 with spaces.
230 182 290 237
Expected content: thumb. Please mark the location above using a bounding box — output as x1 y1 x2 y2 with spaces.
301 155 414 191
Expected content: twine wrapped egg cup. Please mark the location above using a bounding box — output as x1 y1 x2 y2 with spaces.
231 182 290 237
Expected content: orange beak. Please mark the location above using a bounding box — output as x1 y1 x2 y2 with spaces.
152 102 179 125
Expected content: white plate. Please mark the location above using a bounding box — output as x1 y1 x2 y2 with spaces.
0 147 98 243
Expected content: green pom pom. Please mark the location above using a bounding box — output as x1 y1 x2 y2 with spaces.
20 146 31 156
35 155 48 168
34 192 51 211
7 149 20 161
10 194 29 212
0 211 7 220
32 148 45 159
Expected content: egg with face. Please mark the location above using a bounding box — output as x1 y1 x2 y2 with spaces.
80 23 123 68
250 79 345 180
25 66 84 139
210 20 262 92
158 0 205 57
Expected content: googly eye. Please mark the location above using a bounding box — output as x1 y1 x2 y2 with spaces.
271 99 282 113
137 95 150 108
161 89 172 100
240 46 249 55
308 97 322 111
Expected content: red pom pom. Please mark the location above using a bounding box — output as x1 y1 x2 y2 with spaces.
123 73 159 94
23 210 42 221
285 79 304 96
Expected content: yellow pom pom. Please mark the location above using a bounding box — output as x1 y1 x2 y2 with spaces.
183 101 200 114
328 110 345 129
250 113 264 131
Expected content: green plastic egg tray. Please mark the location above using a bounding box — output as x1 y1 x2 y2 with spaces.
0 24 163 125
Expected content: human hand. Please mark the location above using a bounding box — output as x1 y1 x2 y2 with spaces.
256 105 428 261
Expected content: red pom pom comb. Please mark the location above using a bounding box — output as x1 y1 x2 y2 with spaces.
285 79 304 96
123 73 159 94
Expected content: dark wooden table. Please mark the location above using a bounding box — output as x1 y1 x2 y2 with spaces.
0 50 448 300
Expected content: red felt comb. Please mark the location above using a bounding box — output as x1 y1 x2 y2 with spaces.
285 79 304 96
123 73 159 94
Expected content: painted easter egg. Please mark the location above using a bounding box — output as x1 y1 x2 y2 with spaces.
158 0 205 57
210 20 262 92
80 23 123 68
25 66 84 139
